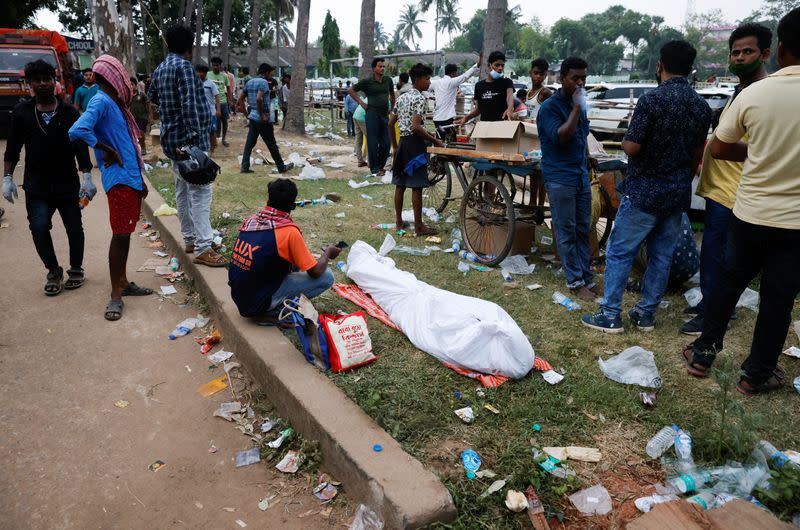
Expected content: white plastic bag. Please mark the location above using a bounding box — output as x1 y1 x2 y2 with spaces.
349 504 383 530
345 240 534 378
684 287 702 308
598 346 662 388
299 165 325 180
286 152 306 167
736 287 759 312
569 484 612 515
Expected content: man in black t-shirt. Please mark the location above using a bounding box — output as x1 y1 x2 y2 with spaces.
457 51 514 124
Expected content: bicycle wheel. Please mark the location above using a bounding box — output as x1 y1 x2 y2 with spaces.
425 156 453 214
594 184 613 250
460 174 516 267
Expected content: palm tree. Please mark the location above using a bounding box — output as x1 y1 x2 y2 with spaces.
358 0 375 78
285 0 310 135
247 0 263 72
220 0 233 66
374 21 389 50
418 0 458 59
437 1 461 46
397 3 425 49
193 0 204 61
268 0 297 76
389 25 411 52
480 0 506 77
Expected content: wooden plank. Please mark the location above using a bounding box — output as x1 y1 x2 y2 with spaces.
427 146 528 163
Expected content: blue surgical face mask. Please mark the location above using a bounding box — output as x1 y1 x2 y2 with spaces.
489 69 504 80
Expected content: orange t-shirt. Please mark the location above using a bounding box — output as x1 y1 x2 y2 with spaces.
275 226 317 271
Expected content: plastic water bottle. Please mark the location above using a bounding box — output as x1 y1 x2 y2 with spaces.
552 291 581 311
168 318 197 340
370 223 396 230
336 261 347 273
646 425 677 458
169 257 179 272
667 470 712 494
687 491 716 510
458 250 479 262
452 239 461 252
757 440 798 468
674 428 695 472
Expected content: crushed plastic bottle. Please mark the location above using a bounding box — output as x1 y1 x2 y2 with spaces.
349 504 384 530
168 317 199 340
687 491 716 510
451 239 461 252
169 257 179 272
552 291 581 311
634 493 679 513
674 427 696 472
393 245 431 256
370 223 396 230
646 425 677 458
756 440 799 468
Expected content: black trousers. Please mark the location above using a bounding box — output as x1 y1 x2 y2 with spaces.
694 216 800 383
25 191 84 271
241 119 285 170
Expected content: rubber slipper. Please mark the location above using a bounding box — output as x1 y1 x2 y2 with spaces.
736 368 785 396
121 282 153 296
682 345 710 378
64 267 85 290
104 299 124 321
44 267 63 296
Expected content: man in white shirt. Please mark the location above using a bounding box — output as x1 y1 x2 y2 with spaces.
429 52 481 141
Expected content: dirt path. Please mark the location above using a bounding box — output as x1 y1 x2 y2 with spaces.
0 139 351 529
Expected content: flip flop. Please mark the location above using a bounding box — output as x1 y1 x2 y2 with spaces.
44 267 63 296
104 299 124 321
682 344 710 378
121 282 153 296
64 267 85 290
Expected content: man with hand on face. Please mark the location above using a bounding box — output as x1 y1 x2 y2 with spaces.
348 58 396 176
582 41 711 333
456 50 514 125
4 59 94 296
536 57 596 302
680 23 772 336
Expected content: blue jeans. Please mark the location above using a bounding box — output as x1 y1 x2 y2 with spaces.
345 111 355 136
25 192 84 271
601 196 682 318
544 180 593 289
696 198 733 315
364 110 390 174
267 269 335 312
173 163 213 254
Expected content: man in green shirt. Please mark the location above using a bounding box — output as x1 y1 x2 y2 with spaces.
207 57 231 146
348 58 395 176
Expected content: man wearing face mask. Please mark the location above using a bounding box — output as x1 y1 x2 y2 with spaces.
582 41 711 333
536 57 596 302
680 23 771 336
456 51 514 124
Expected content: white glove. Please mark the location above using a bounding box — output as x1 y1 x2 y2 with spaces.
80 172 97 200
2 174 18 204
572 87 587 109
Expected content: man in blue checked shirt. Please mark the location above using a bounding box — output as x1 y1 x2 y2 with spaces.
236 63 293 174
148 25 227 268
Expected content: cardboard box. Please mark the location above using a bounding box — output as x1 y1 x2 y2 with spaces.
471 121 539 155
464 219 534 258
150 128 161 146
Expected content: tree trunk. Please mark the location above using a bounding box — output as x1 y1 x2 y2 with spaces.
220 0 233 66
194 0 204 60
480 0 506 78
285 0 310 135
275 4 280 76
87 0 134 71
247 0 262 73
141 5 151 72
157 0 167 56
183 0 196 23
357 0 375 79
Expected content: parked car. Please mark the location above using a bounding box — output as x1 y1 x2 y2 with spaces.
586 83 657 139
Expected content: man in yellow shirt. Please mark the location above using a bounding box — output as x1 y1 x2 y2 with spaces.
680 23 772 335
682 8 800 396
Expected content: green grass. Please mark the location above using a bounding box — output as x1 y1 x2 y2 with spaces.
147 163 800 528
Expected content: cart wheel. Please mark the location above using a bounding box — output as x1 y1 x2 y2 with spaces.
460 174 515 267
425 156 453 214
594 185 614 250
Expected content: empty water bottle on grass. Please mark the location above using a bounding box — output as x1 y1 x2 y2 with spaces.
646 425 677 458
552 291 581 311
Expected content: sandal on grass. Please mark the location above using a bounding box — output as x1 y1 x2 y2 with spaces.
44 267 63 296
121 282 153 296
64 267 85 290
682 344 711 378
104 299 124 321
736 368 785 396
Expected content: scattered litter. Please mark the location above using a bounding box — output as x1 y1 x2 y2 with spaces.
213 401 242 421
479 479 507 498
736 288 759 312
372 444 382 452
533 449 575 478
198 329 222 354
194 500 203 509
137 257 170 271
526 284 543 290
457 261 470 274
540 235 553 245
640 392 657 407
598 346 662 388
531 424 541 432
795 321 800 341
168 316 206 340
221 212 231 219
454 406 474 424
153 204 178 216
525 486 548 530
569 484 612 515
258 499 269 511
196 376 228 397
298 165 326 180
326 161 345 169
505 489 527 512
461 449 482 478
783 346 800 359
360 193 373 200
475 388 485 398
153 250 168 257
541 369 564 385
634 493 679 513
552 291 581 311
159 285 177 295
235 447 261 467
424 236 441 243
286 152 306 167
499 255 536 275
313 473 339 503
794 376 800 394
222 507 236 512
484 404 500 414
148 460 166 472
646 425 677 458
543 446 602 463
349 504 383 530
275 450 303 473
208 444 218 453
475 469 496 478
267 428 293 448
334 212 346 218
234 519 246 528
392 245 430 256
260 418 276 432
114 400 129 408
207 349 234 364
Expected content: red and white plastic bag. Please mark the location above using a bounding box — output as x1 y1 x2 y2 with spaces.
320 311 377 372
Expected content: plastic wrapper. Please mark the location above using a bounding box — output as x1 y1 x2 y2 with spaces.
569 484 612 515
349 504 383 530
598 346 662 388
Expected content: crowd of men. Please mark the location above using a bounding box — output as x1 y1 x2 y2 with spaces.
3 8 799 395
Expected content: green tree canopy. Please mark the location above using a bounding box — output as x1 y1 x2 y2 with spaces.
318 10 341 75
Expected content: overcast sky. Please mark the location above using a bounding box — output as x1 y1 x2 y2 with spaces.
35 0 758 49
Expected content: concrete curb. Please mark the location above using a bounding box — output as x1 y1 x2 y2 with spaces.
142 176 457 529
